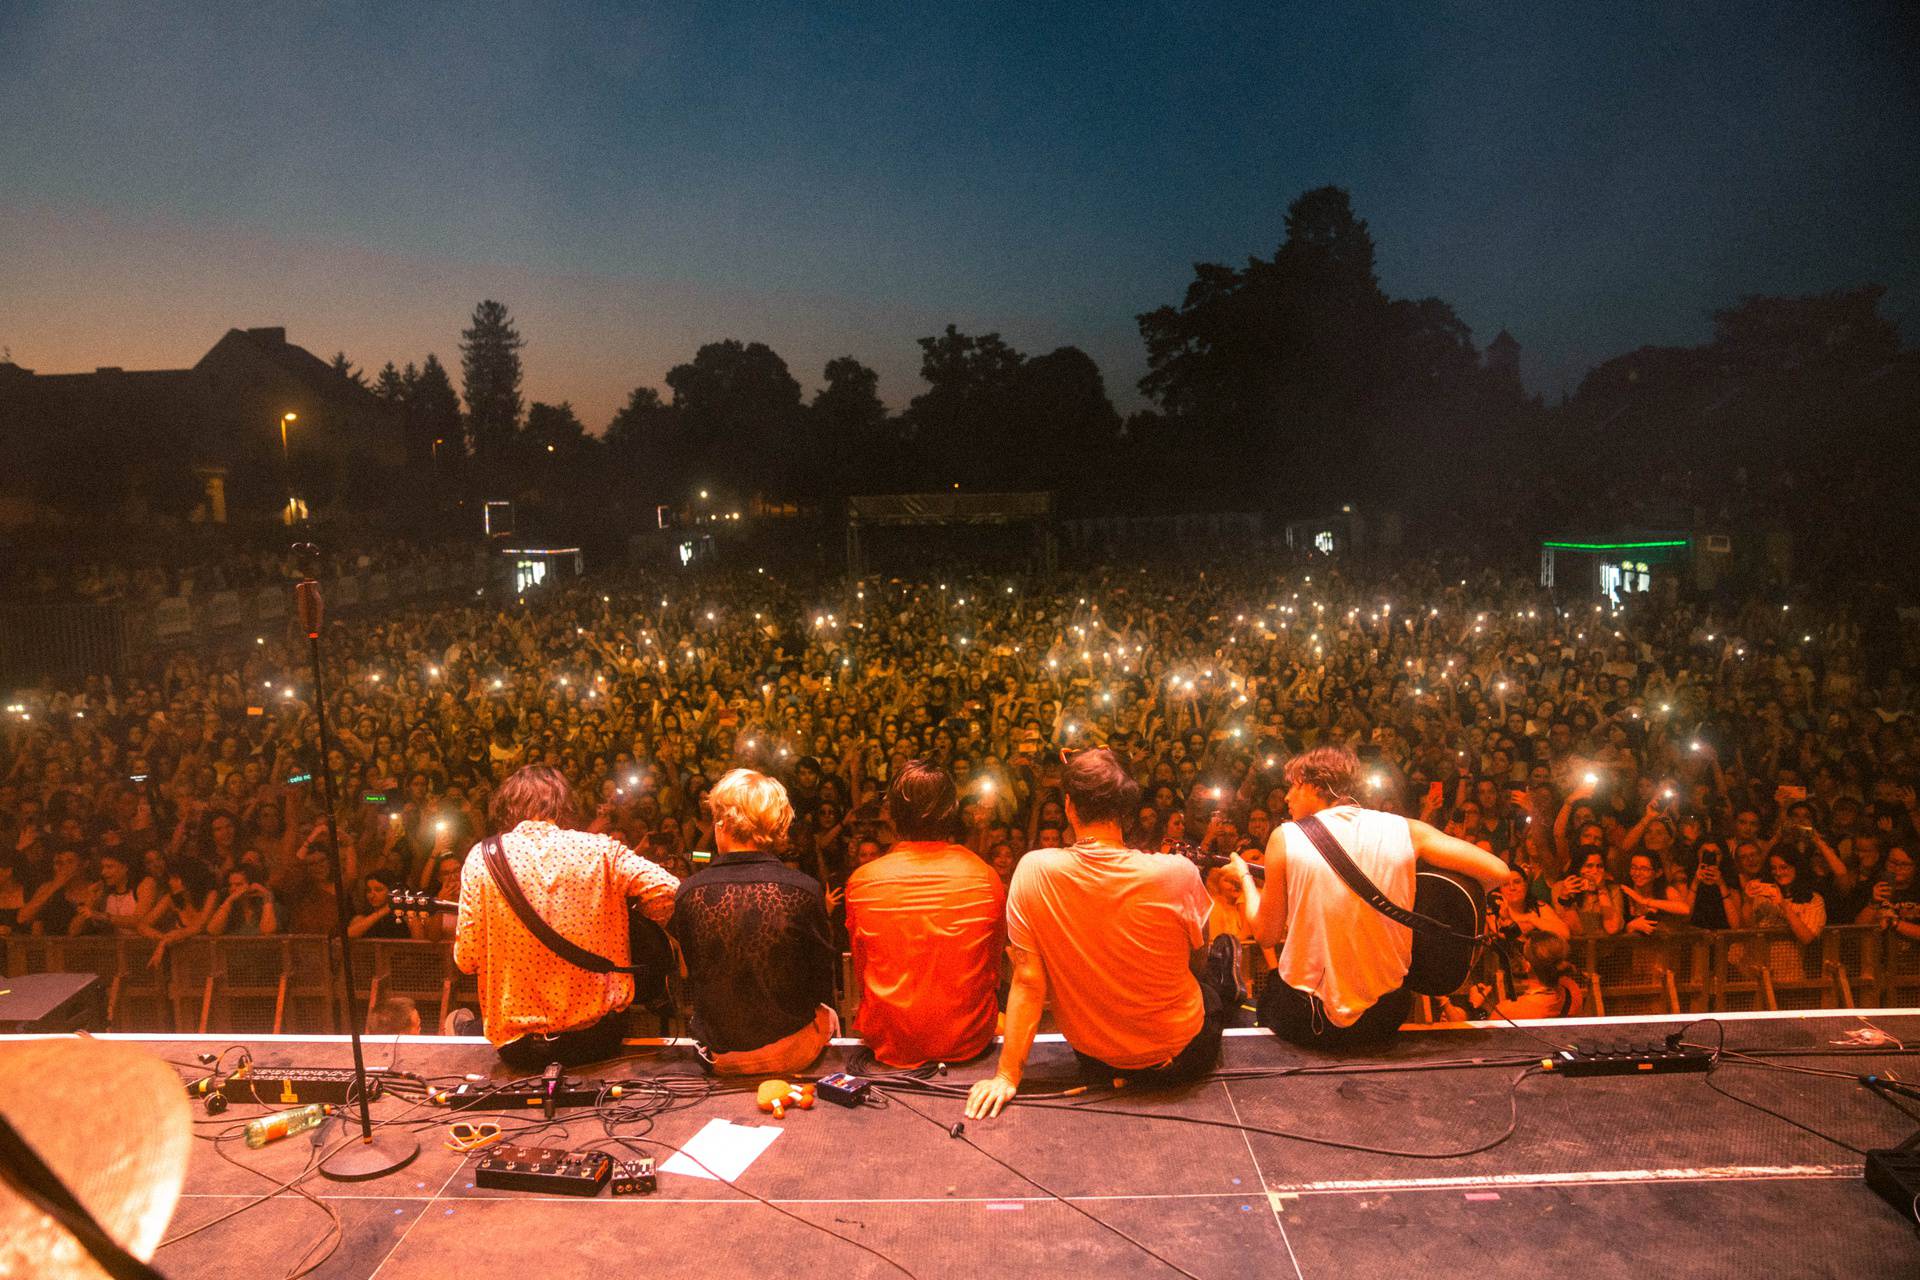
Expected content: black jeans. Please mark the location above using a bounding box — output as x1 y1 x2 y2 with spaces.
1073 936 1239 1086
1258 981 1413 1050
496 1008 628 1074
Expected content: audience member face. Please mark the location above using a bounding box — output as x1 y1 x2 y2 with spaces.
990 845 1015 883
1627 853 1658 891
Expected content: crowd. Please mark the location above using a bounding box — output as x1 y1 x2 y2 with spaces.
3 552 1918 1014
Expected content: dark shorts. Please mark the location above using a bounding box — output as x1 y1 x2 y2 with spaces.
1258 981 1413 1050
497 1008 628 1074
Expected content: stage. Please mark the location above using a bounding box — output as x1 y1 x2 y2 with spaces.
18 1009 1920 1279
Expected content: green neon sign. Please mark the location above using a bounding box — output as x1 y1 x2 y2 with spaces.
1540 540 1689 552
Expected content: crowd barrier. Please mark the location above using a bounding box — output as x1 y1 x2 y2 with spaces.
6 924 1913 1037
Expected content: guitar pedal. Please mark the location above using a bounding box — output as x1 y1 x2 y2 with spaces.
610 1158 656 1196
816 1072 872 1108
474 1145 612 1196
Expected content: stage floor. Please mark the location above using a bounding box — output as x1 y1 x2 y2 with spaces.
21 1010 1920 1280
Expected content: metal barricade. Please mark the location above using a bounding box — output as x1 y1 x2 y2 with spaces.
1882 932 1920 1008
359 938 457 1033
0 602 130 684
3 935 49 978
166 938 218 1032
109 937 172 1031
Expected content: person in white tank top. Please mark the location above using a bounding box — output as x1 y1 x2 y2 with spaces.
1222 747 1508 1049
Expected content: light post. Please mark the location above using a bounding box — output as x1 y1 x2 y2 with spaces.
279 412 300 525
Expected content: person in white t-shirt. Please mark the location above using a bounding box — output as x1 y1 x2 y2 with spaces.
1221 746 1507 1050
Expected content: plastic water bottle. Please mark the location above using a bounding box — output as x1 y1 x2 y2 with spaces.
244 1104 330 1148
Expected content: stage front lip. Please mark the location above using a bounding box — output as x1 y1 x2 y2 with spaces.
7 1003 1909 1048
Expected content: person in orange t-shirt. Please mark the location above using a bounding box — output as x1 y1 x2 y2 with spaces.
967 749 1241 1119
846 761 1005 1067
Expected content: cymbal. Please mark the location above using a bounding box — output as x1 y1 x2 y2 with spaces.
0 1037 191 1280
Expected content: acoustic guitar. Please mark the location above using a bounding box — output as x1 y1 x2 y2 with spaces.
1169 838 1485 997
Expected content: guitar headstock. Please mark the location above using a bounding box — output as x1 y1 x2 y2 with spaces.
1164 840 1219 869
390 889 457 919
1165 840 1264 882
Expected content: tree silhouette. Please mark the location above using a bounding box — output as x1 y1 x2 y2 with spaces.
459 300 525 472
907 325 1027 488
812 356 890 497
664 340 802 496
1136 185 1533 508
329 351 367 389
413 353 464 480
605 386 687 502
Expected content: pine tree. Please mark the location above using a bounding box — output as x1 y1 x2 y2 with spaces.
459 300 524 468
414 353 465 476
372 361 407 403
329 351 367 388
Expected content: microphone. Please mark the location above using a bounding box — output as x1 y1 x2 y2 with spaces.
295 579 324 639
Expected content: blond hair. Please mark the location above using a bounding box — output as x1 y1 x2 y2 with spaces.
708 768 793 851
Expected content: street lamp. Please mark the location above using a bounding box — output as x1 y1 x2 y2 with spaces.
279 412 301 524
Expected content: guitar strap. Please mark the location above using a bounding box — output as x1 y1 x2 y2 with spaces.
481 835 637 975
1293 814 1480 943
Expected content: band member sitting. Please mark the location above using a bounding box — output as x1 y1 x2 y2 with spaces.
670 769 838 1075
966 748 1238 1119
454 764 679 1072
1223 746 1508 1049
845 761 1005 1068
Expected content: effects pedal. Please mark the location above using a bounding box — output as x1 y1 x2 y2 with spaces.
474 1145 613 1196
610 1158 657 1197
1542 1043 1714 1078
815 1072 872 1108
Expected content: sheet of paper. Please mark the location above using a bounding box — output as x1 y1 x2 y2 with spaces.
658 1118 782 1182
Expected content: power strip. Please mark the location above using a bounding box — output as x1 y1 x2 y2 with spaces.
432 1080 623 1111
1541 1043 1715 1078
199 1068 388 1106
474 1145 613 1196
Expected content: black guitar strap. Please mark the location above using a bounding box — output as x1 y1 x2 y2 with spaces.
1293 814 1479 943
482 835 637 975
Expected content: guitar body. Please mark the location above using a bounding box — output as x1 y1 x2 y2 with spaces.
1404 866 1485 997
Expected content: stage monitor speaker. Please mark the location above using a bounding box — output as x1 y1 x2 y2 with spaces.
0 972 108 1033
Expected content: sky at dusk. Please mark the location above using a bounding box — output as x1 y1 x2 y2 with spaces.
3 3 1916 430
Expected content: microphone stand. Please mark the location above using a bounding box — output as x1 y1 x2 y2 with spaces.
293 549 419 1182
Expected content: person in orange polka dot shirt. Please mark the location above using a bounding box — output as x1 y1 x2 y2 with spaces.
454 765 678 1071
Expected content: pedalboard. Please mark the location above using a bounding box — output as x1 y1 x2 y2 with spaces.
816 1072 872 1108
610 1158 657 1197
190 1068 386 1106
433 1079 620 1111
474 1145 613 1196
1541 1044 1714 1078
